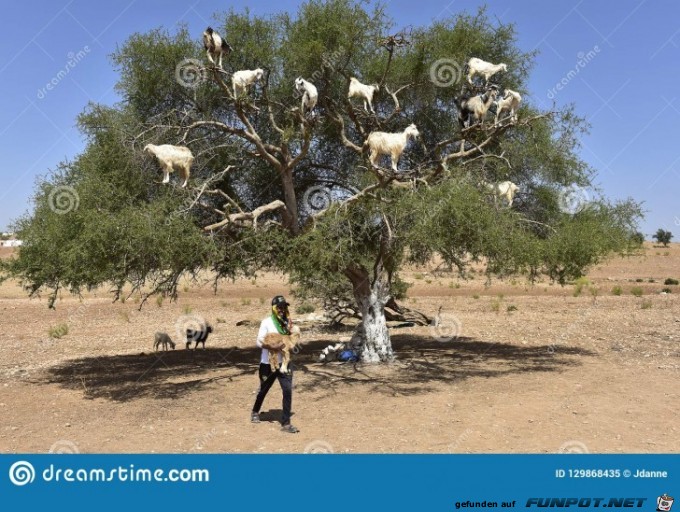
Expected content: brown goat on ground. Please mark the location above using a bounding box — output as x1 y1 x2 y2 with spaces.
264 325 301 374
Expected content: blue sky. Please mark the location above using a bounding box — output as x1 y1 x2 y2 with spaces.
1 0 679 237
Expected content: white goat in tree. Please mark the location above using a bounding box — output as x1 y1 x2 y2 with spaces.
202 27 232 69
495 89 522 123
232 68 264 97
482 180 520 208
143 144 194 188
466 57 508 85
364 123 420 171
294 77 318 114
348 77 379 113
454 86 499 128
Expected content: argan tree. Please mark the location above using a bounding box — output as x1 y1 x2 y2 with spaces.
652 229 672 247
2 1 641 362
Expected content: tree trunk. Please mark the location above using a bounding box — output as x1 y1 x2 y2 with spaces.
280 167 299 234
344 264 394 363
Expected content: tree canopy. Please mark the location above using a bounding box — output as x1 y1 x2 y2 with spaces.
1 0 642 361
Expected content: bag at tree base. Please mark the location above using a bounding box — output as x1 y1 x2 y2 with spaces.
338 349 359 362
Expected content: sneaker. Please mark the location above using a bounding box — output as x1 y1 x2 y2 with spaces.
281 423 299 433
251 412 260 423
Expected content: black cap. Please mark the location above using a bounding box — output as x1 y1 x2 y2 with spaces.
271 295 290 307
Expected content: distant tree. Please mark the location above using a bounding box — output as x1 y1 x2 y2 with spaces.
653 229 672 247
1 1 642 362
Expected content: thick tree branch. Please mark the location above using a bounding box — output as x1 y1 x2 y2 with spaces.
203 200 286 232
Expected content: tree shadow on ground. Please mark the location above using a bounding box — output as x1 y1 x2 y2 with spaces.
41 334 595 402
296 335 596 398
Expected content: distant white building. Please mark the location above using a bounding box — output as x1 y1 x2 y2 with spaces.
0 239 22 247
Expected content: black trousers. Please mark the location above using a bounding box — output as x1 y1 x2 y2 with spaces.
252 363 293 425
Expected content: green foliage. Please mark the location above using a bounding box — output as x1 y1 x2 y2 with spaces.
664 278 678 285
630 231 645 246
611 286 622 296
506 304 518 312
661 287 672 294
630 286 643 297
653 229 672 247
48 323 69 339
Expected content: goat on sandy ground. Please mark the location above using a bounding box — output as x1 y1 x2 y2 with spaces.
143 144 194 188
264 325 301 374
466 57 508 85
154 332 176 351
232 68 264 97
186 323 213 350
364 123 420 171
482 180 520 207
294 77 318 114
202 27 232 69
348 77 379 113
495 89 522 123
454 86 499 128
319 342 345 362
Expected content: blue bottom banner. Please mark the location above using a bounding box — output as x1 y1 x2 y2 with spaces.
1 455 677 511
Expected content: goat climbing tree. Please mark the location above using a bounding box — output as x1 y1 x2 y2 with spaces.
2 0 642 362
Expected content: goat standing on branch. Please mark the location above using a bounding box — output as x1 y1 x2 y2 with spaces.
232 68 264 97
364 123 420 171
203 27 232 69
495 89 522 123
454 85 499 128
144 144 194 188
294 77 318 115
466 57 508 85
482 180 520 207
348 77 379 113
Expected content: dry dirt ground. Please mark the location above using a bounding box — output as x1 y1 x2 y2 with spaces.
0 243 678 454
